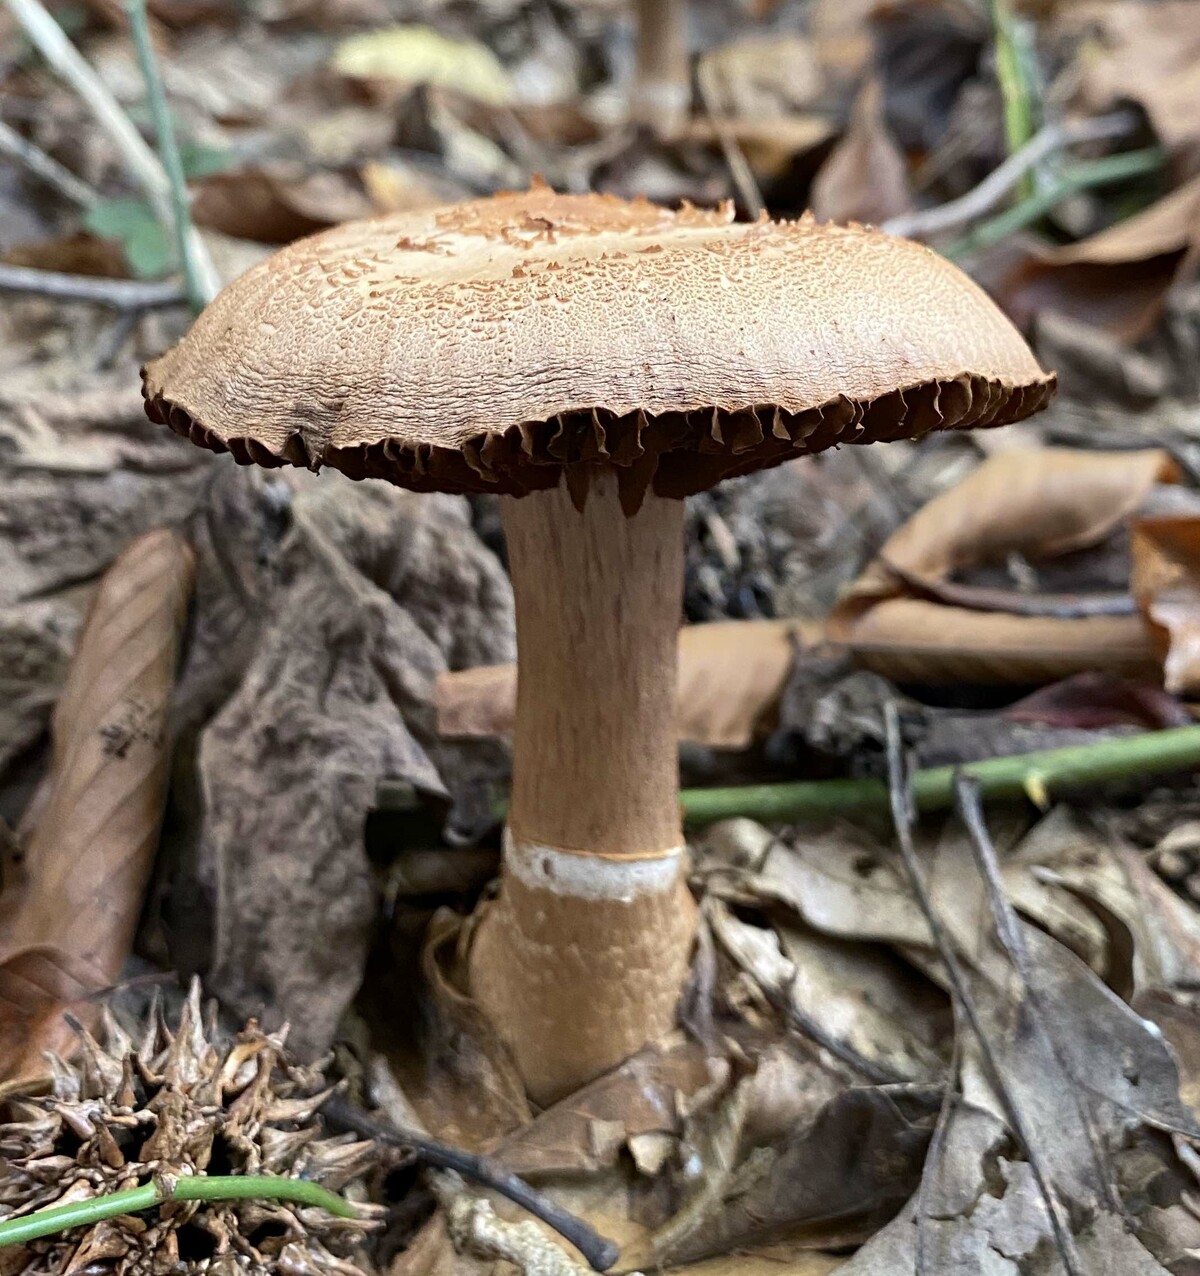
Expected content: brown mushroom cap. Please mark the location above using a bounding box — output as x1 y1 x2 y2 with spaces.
143 184 1055 511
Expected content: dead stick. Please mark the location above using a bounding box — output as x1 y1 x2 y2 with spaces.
883 702 1084 1276
319 1095 620 1272
0 263 185 309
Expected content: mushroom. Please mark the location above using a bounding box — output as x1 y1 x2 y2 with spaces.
143 184 1055 1103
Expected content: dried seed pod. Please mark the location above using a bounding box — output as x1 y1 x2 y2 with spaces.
0 984 382 1276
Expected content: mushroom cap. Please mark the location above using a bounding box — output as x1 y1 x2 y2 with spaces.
143 184 1055 510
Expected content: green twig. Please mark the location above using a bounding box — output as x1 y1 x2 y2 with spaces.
678 723 1200 827
0 1176 355 1248
125 0 215 311
945 146 1165 258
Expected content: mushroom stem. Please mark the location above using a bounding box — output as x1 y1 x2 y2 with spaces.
469 471 696 1104
632 0 690 136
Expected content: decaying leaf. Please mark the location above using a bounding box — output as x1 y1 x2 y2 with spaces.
497 1035 726 1177
641 1046 937 1265
830 448 1174 684
437 619 821 750
810 78 913 227
1067 0 1200 171
173 470 514 1059
999 175 1200 342
0 530 195 1079
192 163 377 244
331 26 512 106
1132 514 1200 695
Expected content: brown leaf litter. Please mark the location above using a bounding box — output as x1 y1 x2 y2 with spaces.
0 529 194 1080
829 447 1176 685
162 467 515 1057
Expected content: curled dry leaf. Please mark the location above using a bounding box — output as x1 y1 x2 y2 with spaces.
0 529 195 1080
192 164 377 245
1132 514 1200 695
998 175 1200 343
829 448 1174 685
437 619 821 751
810 78 914 227
641 1045 937 1266
497 1036 724 1178
172 471 514 1060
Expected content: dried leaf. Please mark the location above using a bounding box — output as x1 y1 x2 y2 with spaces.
182 475 515 1057
1068 1 1200 170
331 26 512 105
999 176 1200 342
1132 514 1200 694
497 1036 724 1177
830 448 1174 685
382 908 531 1153
642 1046 937 1265
810 79 913 227
437 619 821 750
192 164 376 245
707 901 946 1082
0 530 195 1079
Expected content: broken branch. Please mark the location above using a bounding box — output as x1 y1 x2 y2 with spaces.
0 263 186 309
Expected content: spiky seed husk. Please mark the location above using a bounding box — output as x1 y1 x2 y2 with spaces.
0 984 383 1276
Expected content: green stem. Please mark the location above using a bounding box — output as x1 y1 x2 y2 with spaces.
0 1176 355 1248
989 0 1036 155
945 146 1165 258
125 0 206 312
679 724 1200 827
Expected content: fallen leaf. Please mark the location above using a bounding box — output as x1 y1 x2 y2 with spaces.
168 470 515 1057
1002 671 1191 731
331 26 512 106
810 78 913 226
830 448 1175 685
1067 0 1200 172
437 618 821 750
1132 514 1200 695
707 900 947 1083
192 164 376 245
0 529 195 1079
641 1046 937 1265
497 1036 726 1177
999 175 1200 342
699 33 824 120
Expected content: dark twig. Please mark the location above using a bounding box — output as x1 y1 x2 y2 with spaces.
320 1095 620 1272
953 773 1125 1217
883 703 1083 1276
0 263 185 309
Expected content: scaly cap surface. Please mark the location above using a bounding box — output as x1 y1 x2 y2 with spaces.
143 183 1055 511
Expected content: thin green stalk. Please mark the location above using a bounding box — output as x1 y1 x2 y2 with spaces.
0 1175 355 1248
989 0 1037 156
945 146 1165 258
125 0 212 311
679 723 1200 827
